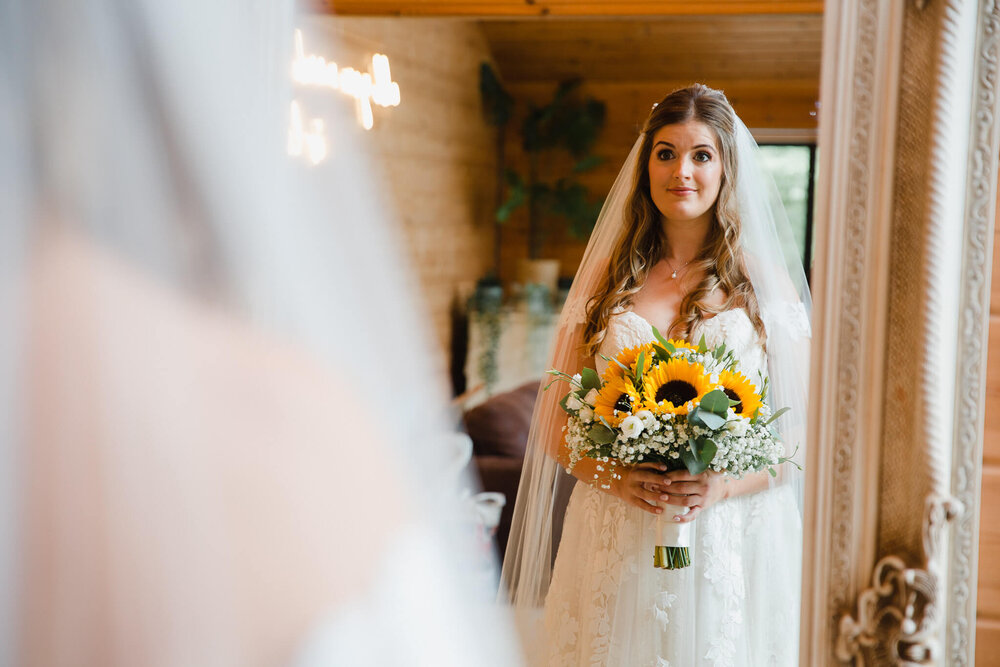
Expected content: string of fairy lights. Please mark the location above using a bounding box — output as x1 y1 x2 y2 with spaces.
288 29 400 165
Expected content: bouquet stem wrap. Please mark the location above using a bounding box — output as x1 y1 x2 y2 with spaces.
653 505 691 569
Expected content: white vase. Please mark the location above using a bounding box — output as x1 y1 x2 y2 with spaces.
516 258 560 295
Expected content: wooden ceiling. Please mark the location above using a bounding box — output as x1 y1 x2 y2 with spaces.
480 15 822 83
320 1 822 17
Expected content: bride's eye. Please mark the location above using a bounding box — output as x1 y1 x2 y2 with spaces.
656 149 674 161
694 151 713 162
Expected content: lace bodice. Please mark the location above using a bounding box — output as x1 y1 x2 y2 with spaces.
542 307 799 666
595 309 767 386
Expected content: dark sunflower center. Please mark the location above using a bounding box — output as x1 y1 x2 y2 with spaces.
614 393 633 413
655 380 698 406
724 388 743 414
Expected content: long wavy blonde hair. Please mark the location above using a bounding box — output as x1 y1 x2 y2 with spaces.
582 84 765 357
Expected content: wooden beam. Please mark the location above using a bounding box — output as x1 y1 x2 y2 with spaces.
315 1 824 17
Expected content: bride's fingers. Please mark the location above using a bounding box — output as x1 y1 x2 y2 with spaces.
667 493 702 507
674 505 702 523
633 471 670 488
635 484 668 506
627 493 664 515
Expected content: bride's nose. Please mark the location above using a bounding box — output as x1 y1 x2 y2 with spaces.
672 156 694 181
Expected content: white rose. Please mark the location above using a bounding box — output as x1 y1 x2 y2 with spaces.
584 388 600 406
726 417 750 437
566 394 584 411
620 415 644 439
579 406 594 423
634 409 656 431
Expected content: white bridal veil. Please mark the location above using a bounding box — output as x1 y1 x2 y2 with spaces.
500 101 812 655
0 0 519 665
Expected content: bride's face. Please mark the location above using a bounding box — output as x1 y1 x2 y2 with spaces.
647 120 724 227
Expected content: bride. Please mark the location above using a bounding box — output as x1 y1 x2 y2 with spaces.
501 84 811 666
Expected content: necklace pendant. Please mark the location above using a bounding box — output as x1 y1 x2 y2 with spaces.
671 270 678 279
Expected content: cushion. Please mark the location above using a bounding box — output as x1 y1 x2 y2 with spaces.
464 380 540 458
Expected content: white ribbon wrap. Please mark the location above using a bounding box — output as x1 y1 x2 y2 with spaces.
657 504 691 547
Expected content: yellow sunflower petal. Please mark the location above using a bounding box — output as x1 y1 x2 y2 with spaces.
641 358 712 416
602 342 656 382
717 369 764 418
593 375 642 426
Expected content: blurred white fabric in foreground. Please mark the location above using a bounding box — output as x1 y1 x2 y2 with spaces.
0 0 522 665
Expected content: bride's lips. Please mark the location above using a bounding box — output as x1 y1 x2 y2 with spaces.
667 188 697 196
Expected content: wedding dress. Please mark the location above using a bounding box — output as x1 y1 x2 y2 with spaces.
542 308 801 667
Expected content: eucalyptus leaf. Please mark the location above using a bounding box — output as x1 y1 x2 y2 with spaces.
699 438 718 465
699 389 731 417
696 410 727 430
581 367 601 393
687 409 707 428
681 439 708 475
765 406 791 426
588 423 615 445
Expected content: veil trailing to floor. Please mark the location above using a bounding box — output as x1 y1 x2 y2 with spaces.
0 1 520 665
500 98 812 658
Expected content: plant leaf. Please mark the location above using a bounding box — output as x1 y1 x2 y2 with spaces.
699 389 731 417
698 437 718 465
697 410 727 430
588 423 615 444
764 406 791 426
681 438 708 475
572 154 605 173
651 325 671 348
559 393 573 414
581 367 601 393
687 409 707 428
697 334 708 353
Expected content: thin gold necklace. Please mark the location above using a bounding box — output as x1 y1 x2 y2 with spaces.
665 256 694 280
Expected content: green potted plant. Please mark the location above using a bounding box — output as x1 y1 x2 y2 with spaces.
479 64 606 294
499 76 606 296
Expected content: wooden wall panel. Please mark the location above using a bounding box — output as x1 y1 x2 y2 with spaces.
496 78 819 283
979 467 1000 619
481 16 823 83
319 0 824 18
979 174 1000 647
302 17 498 376
986 317 1000 466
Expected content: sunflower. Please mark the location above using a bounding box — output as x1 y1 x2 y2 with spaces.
642 358 713 416
602 342 656 382
664 338 697 353
593 375 643 426
716 369 763 418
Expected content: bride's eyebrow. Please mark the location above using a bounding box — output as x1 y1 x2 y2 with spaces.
653 141 715 150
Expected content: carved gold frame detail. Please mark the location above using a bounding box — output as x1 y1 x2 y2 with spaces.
802 1 1000 664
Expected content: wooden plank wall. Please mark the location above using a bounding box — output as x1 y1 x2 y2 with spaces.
979 200 1000 662
323 0 824 17
496 79 819 283
301 17 498 376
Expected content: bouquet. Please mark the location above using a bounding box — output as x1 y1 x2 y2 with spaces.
549 326 797 570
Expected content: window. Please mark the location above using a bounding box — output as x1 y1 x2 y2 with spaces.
757 143 817 281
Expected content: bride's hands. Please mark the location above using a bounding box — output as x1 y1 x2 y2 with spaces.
661 469 729 523
609 462 673 515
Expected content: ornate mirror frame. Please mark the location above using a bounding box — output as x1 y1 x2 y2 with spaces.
802 1 1000 664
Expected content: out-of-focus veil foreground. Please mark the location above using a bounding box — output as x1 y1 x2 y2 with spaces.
0 1 521 665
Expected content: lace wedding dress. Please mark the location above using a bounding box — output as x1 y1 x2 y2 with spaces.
542 308 801 667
